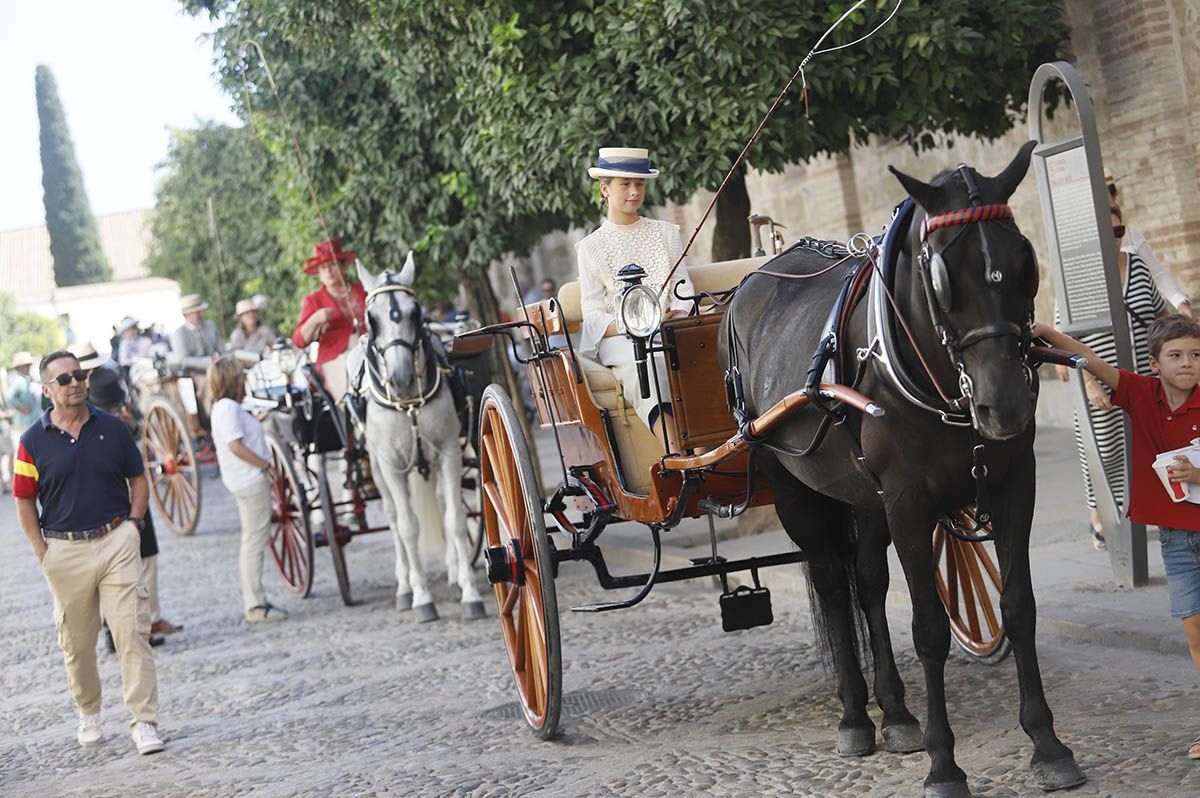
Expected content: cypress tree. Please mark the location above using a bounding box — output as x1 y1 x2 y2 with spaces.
35 65 110 286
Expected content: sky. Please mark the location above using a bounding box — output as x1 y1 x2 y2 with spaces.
0 0 239 231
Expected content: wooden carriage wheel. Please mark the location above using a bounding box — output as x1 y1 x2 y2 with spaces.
141 398 201 536
266 435 314 597
478 385 561 739
933 506 1011 665
317 453 353 606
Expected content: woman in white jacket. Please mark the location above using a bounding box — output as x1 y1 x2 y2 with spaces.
576 147 695 443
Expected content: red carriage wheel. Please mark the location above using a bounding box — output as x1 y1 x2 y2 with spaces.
933 506 1011 665
141 398 201 536
317 453 353 606
478 385 561 739
266 435 314 597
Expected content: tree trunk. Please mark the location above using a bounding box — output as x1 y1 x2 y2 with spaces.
710 164 752 263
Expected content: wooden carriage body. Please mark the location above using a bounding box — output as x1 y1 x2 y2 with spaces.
516 257 776 524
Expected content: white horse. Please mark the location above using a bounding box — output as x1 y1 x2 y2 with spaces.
349 254 485 622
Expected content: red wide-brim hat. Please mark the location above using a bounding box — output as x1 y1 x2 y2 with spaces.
304 238 358 275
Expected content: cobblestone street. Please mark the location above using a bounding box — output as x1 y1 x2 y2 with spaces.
3 470 1199 798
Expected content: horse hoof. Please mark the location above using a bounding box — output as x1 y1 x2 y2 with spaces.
835 726 876 756
924 781 971 798
1030 756 1086 791
462 601 487 620
395 592 413 611
882 722 925 754
413 603 439 623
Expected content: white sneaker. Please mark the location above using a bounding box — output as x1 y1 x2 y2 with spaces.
77 713 104 747
131 721 164 755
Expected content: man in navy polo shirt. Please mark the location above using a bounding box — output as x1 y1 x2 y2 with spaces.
13 350 164 755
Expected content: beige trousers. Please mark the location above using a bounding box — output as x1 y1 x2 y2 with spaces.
141 554 160 624
42 521 158 726
233 480 274 615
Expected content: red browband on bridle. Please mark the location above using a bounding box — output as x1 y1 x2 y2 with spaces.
919 204 1013 243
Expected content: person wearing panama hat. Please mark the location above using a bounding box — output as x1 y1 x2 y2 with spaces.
4 351 39 491
292 238 367 400
576 146 695 442
229 297 277 355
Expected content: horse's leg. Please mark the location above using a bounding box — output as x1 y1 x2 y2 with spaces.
436 438 485 619
852 506 923 753
764 456 875 755
371 458 412 610
377 452 438 622
993 450 1084 790
885 492 967 797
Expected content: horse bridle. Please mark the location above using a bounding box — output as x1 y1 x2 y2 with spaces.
363 278 439 410
915 165 1039 409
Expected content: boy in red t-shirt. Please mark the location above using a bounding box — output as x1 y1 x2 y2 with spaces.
1035 315 1200 759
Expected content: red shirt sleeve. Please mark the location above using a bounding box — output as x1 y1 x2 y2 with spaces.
1110 368 1149 412
292 291 321 348
12 442 38 499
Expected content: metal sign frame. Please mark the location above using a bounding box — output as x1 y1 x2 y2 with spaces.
1028 61 1146 587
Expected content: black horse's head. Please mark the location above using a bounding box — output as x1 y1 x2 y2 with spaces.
888 141 1039 440
358 253 425 398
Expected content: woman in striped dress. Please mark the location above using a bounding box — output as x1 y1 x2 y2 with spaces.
1072 205 1168 548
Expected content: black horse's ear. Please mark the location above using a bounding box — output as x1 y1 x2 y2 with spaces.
991 140 1038 200
888 165 939 210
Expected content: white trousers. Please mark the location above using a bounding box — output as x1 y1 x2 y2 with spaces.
596 337 672 428
232 480 274 614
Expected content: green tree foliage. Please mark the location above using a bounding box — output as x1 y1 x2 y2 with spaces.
0 294 67 366
35 65 111 287
179 0 1066 292
148 123 291 333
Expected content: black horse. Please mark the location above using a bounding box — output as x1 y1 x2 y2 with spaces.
720 142 1084 797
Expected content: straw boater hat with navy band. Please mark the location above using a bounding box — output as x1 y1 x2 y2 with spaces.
588 147 660 180
305 238 358 275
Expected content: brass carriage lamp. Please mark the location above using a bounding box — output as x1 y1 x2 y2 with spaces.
616 263 660 399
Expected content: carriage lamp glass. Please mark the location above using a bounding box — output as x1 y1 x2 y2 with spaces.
620 285 660 339
275 346 299 376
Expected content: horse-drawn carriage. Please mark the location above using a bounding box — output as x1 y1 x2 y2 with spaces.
125 347 208 536
455 166 1084 771
250 313 491 608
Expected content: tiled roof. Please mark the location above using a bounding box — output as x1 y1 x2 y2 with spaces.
0 208 153 301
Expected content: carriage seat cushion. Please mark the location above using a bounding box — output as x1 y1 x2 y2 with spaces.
556 255 772 325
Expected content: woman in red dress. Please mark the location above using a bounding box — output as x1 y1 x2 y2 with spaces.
292 238 366 399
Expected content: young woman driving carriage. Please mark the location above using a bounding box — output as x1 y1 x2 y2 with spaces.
577 147 696 443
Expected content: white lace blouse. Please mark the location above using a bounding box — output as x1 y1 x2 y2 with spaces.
576 217 696 355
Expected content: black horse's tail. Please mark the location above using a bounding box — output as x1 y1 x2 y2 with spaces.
800 517 872 679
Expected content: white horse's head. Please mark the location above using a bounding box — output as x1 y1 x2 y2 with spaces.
359 252 423 397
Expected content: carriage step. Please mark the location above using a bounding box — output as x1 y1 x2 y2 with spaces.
720 585 774 632
697 499 736 518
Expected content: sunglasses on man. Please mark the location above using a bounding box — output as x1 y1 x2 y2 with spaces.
1113 224 1126 239
51 369 90 387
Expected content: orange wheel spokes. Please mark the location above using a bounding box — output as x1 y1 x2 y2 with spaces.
478 388 560 737
933 508 1008 662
